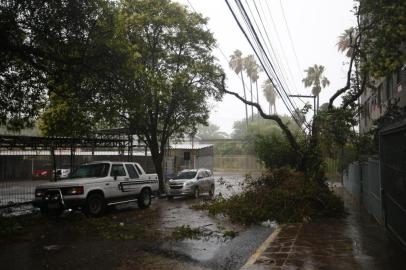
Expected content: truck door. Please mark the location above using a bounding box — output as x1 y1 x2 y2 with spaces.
110 164 129 198
123 163 141 195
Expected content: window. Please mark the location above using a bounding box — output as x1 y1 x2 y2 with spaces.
377 84 382 113
174 170 197 179
70 163 110 179
184 152 190 161
125 164 139 179
110 164 126 177
133 163 142 175
386 75 393 100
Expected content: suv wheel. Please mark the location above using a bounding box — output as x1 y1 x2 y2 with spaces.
138 188 151 208
193 187 200 199
85 193 105 217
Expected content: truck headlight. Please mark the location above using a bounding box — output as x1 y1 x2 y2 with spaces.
63 186 84 195
184 181 193 187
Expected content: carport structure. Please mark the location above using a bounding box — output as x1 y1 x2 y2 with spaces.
0 132 149 208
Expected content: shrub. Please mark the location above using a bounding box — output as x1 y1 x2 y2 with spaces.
198 168 345 225
254 133 300 169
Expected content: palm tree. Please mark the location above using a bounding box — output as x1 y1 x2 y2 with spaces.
302 65 330 112
263 79 277 114
243 54 257 120
229 50 248 127
337 27 357 58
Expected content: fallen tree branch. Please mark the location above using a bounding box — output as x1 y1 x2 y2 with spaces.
217 73 301 154
342 71 368 109
328 32 359 109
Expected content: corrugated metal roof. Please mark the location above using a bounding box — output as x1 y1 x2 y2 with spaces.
169 143 212 150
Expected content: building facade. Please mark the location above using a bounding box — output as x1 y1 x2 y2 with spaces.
360 65 406 133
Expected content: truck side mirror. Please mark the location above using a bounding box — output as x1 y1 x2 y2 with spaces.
112 170 119 180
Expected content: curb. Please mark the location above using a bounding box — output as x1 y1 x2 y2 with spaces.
240 225 284 269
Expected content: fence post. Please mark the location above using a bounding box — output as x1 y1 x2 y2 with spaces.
51 143 57 182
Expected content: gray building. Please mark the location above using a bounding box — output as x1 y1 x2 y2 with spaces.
164 141 214 175
360 64 406 133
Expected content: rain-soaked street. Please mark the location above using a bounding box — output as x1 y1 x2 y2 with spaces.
2 174 406 270
243 187 406 270
0 173 274 270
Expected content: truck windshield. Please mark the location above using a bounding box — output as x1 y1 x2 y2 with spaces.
174 171 197 179
70 163 110 179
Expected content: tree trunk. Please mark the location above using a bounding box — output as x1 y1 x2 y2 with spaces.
250 78 254 120
256 81 259 103
151 151 165 193
148 139 165 194
240 72 249 129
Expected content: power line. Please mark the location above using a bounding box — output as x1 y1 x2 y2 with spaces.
227 0 306 130
246 0 301 111
186 0 253 112
234 0 310 129
279 0 303 77
258 0 312 112
187 0 310 131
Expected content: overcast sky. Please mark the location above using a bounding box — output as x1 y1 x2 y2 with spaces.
176 0 356 134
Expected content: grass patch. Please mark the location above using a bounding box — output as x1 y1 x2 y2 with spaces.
0 216 25 238
223 230 238 238
171 225 202 240
171 225 238 240
72 215 161 241
194 167 345 225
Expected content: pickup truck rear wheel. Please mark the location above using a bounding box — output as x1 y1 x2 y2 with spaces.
85 194 105 217
138 188 151 209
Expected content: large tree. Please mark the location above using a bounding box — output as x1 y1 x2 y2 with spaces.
263 79 277 114
243 54 259 120
196 123 228 140
99 0 224 192
229 50 249 127
0 0 120 131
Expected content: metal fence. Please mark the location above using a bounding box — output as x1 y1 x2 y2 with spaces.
0 135 154 209
380 120 406 246
343 159 383 225
214 155 264 172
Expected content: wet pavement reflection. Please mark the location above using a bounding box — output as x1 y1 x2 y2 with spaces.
246 187 406 270
0 172 271 270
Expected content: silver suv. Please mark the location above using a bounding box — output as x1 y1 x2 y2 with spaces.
167 169 215 199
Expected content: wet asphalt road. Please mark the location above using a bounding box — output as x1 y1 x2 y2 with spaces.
0 172 273 270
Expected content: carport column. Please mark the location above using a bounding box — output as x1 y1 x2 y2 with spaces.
51 143 57 182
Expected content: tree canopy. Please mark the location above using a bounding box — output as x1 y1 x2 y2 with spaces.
92 0 224 190
0 0 120 131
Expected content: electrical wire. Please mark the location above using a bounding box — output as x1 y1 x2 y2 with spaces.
230 0 309 130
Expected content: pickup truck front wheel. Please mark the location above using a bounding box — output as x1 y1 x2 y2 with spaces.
138 188 151 209
84 193 105 217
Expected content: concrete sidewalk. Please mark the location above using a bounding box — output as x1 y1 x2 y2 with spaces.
242 188 406 270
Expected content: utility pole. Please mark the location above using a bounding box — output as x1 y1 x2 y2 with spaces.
289 94 317 136
289 95 317 115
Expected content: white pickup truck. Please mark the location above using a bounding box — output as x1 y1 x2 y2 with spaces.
33 161 158 217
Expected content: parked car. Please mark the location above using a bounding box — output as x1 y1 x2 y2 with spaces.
33 161 158 217
55 168 71 179
166 169 215 199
